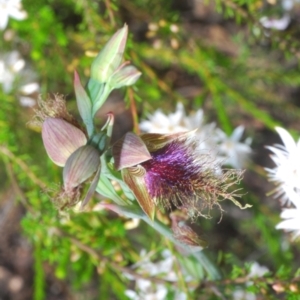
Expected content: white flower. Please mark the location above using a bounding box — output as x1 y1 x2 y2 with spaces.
218 126 252 169
265 127 300 206
124 249 191 299
232 262 269 300
260 14 291 31
247 262 269 278
265 127 300 238
0 0 27 30
139 103 187 133
260 0 300 31
0 51 39 107
276 206 300 239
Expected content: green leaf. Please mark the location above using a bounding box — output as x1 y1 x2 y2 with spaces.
74 70 94 137
86 79 112 116
96 174 128 206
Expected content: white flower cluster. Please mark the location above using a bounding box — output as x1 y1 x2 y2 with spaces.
260 0 300 31
139 103 252 169
0 0 27 30
232 262 269 300
0 50 39 107
265 127 300 239
125 249 191 300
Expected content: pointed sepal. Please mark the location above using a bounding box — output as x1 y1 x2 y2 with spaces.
141 130 197 152
122 166 155 220
110 64 142 89
42 117 87 167
63 145 101 192
112 132 152 170
80 166 101 209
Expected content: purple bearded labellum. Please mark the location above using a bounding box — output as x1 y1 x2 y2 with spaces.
113 130 244 220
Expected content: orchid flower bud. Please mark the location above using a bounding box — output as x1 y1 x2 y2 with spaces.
63 145 101 193
42 117 87 167
87 25 141 116
91 25 128 83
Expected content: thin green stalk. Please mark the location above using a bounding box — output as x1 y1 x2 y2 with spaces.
33 239 45 300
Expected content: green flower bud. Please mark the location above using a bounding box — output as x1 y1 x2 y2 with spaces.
91 24 128 83
88 25 141 116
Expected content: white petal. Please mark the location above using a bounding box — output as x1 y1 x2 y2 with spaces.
276 219 300 231
280 208 299 219
20 82 39 94
231 125 245 142
19 96 36 107
275 127 296 153
0 14 9 30
12 58 25 72
9 9 27 20
124 290 138 300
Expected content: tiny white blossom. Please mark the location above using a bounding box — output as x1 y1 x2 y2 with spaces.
232 262 269 300
260 14 291 31
0 0 27 30
0 51 39 107
247 262 269 278
260 0 300 31
124 249 191 299
218 126 252 168
139 103 187 133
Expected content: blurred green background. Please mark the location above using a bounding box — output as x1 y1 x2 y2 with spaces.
1 0 300 299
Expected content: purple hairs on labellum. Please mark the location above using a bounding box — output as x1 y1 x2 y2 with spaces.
141 141 201 208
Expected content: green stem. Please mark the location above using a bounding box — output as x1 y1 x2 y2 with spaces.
108 203 222 280
33 239 45 300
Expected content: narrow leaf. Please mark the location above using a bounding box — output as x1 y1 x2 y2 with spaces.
96 175 128 206
74 70 94 137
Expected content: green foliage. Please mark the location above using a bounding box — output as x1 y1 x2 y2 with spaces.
2 0 300 299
